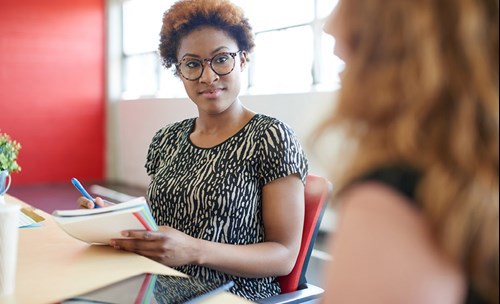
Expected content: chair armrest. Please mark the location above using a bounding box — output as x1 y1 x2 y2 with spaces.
257 283 324 304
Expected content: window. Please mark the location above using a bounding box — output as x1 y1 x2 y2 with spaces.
118 0 343 99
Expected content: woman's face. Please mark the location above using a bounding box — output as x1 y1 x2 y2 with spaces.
323 1 349 62
177 27 247 116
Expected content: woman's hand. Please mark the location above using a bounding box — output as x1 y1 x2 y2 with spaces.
109 226 201 267
77 196 113 209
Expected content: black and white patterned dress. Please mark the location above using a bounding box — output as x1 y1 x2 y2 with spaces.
145 114 308 301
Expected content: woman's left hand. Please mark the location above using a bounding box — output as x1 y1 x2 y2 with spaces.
109 226 201 267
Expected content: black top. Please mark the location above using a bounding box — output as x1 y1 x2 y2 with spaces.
356 166 486 304
145 114 308 301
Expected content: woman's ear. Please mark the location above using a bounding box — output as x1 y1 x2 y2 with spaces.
240 50 248 71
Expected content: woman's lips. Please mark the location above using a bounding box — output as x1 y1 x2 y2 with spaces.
200 88 223 99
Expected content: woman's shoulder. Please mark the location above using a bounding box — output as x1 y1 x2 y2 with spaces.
249 114 297 135
149 118 195 149
354 165 420 201
252 113 289 126
326 181 465 304
153 118 195 138
341 163 421 202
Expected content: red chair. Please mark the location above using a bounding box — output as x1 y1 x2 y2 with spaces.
259 174 333 304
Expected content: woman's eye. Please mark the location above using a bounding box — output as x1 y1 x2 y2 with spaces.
185 60 201 69
214 55 230 64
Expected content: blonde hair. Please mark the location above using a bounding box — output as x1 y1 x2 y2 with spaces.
317 0 499 301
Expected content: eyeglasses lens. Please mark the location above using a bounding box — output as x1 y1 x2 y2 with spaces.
179 53 236 80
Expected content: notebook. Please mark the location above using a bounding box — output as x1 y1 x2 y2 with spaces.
52 196 157 244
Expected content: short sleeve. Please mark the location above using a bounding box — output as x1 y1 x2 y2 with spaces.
145 129 165 176
258 120 308 186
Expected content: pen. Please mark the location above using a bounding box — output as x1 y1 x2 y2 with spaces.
71 178 99 208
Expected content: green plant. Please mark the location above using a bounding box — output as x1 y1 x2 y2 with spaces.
0 131 21 173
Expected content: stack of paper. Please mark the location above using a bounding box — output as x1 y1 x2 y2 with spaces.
19 207 45 228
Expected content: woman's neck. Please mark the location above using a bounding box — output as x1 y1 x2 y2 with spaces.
191 102 255 148
195 101 254 135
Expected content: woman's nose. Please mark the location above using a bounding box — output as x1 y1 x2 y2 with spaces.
199 62 219 84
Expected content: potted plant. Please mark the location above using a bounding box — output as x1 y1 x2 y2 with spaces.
0 131 21 203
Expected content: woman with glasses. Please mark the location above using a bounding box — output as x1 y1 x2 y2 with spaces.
319 0 498 303
79 0 308 301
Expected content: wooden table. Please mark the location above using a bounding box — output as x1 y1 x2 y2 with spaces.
0 195 251 304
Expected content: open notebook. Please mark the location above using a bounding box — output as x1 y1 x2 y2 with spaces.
52 197 157 244
63 273 235 304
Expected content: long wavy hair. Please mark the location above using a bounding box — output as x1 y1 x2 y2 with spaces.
316 0 499 301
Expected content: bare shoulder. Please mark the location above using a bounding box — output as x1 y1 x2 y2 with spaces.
338 182 427 232
323 182 466 304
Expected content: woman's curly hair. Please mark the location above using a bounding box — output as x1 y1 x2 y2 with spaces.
159 0 255 76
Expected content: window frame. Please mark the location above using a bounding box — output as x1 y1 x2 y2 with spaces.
110 0 341 100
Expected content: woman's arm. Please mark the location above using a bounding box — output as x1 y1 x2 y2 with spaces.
110 174 305 278
322 182 465 304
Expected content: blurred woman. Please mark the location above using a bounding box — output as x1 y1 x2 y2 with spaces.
319 0 498 303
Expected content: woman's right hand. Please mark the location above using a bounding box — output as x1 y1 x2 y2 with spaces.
77 196 111 209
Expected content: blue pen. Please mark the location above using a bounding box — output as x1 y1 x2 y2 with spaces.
71 178 99 208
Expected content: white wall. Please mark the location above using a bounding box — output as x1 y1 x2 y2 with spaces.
109 91 337 186
108 91 340 231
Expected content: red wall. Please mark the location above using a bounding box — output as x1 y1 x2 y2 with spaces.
0 0 105 184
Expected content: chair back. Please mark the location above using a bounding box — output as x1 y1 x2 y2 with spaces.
277 174 332 293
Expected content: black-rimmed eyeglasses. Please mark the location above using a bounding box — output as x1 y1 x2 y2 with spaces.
176 51 242 81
